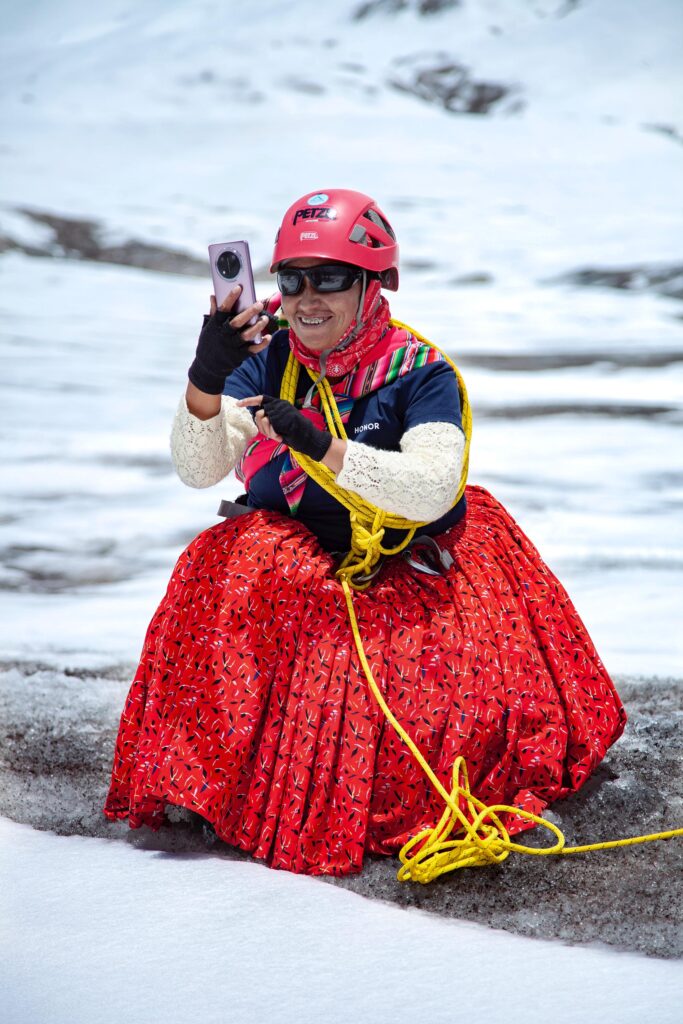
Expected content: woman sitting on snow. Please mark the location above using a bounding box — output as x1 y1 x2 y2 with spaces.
104 188 625 878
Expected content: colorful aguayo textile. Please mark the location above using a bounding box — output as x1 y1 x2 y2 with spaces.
104 487 626 876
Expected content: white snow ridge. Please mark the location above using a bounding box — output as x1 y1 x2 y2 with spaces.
1 1 682 1021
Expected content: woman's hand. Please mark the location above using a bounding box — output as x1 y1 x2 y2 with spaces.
186 287 277 419
237 394 284 443
237 395 333 461
207 289 278 342
188 287 274 396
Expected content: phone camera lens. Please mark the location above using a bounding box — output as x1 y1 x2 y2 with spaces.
217 250 241 279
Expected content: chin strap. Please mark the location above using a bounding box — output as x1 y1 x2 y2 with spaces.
330 269 376 350
346 269 370 344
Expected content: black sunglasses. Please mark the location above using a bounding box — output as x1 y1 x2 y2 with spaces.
277 263 363 296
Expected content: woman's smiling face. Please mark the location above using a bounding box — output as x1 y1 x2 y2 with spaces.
280 258 362 352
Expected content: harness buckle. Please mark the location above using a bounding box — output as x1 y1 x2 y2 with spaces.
403 535 454 577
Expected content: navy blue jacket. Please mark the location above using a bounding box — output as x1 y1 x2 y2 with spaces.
224 331 466 551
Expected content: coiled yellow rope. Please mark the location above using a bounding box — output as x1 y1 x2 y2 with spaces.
281 320 683 882
280 319 472 588
342 576 683 883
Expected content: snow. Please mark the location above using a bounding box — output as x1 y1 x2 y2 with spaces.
1 817 681 1024
0 2 678 673
1 0 682 1014
4 248 681 671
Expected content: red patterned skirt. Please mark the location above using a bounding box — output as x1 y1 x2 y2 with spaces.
104 486 626 876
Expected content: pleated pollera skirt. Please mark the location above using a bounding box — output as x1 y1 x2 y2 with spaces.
104 485 626 875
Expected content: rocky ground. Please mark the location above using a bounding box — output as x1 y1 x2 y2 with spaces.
1 661 680 959
4 206 682 304
0 208 209 278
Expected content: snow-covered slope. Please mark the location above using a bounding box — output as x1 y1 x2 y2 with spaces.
1 0 681 271
2 816 682 1024
2 0 682 673
1 4 682 1019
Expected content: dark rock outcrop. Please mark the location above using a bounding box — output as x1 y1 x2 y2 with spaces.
0 661 680 958
0 208 207 277
354 0 461 20
551 263 683 302
390 57 521 115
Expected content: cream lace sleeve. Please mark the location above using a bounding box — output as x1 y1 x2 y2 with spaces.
335 422 465 522
170 394 258 489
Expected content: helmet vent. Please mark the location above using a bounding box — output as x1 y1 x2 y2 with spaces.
363 208 396 241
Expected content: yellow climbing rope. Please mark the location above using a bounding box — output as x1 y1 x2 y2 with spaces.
342 575 683 883
281 319 683 883
280 319 472 588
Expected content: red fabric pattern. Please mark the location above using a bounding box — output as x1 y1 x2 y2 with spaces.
104 487 626 876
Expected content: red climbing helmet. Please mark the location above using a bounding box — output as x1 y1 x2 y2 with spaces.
270 189 400 290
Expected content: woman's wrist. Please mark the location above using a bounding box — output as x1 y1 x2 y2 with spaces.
185 382 222 421
321 437 347 475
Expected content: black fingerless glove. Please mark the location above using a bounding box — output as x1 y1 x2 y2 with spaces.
260 396 333 462
188 311 256 395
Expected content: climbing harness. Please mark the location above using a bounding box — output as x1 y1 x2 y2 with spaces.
278 319 683 883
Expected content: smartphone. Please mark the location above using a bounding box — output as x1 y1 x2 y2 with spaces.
208 240 262 344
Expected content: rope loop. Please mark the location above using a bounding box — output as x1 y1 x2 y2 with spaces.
279 320 472 590
397 756 566 884
340 577 682 884
336 513 387 587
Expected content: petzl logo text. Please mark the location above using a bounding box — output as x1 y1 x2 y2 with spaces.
292 207 338 225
